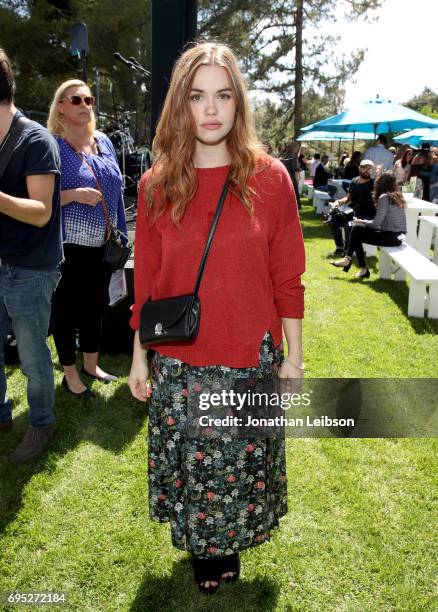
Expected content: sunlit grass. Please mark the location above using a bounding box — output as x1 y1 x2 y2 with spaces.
0 200 436 611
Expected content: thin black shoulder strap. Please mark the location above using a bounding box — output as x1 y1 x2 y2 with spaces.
193 180 229 297
0 115 29 182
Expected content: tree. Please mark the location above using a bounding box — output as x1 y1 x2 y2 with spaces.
254 88 343 147
405 87 438 113
405 88 438 119
0 0 151 142
198 0 383 138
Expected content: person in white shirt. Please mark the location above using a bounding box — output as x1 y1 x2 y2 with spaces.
363 134 394 173
310 153 321 178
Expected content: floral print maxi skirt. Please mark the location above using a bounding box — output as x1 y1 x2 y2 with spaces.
148 332 288 559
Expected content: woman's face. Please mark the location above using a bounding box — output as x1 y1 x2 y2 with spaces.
406 150 413 161
57 84 94 130
189 64 237 146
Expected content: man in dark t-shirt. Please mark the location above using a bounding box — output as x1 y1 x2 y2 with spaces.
0 48 62 463
327 160 375 254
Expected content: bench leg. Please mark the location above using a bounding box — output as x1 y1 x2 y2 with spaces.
379 250 392 279
394 266 407 281
427 284 438 318
363 243 378 257
408 281 426 318
316 198 325 214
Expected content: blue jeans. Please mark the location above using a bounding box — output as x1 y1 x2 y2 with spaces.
316 184 337 199
0 265 60 427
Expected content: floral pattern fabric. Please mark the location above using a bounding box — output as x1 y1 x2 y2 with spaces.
148 332 288 559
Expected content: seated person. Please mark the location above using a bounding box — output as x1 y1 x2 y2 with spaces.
327 159 375 255
309 153 321 178
330 172 406 279
313 155 337 199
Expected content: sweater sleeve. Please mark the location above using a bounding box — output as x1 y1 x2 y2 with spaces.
268 162 306 318
129 174 162 330
363 194 389 229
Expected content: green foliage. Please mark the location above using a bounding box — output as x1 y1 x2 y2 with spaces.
405 87 438 114
0 0 151 142
418 105 438 120
198 0 383 137
0 200 437 610
254 89 345 146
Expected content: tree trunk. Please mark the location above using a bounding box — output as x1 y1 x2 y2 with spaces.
293 0 303 139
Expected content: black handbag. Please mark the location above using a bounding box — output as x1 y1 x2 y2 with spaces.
139 180 229 345
102 227 132 272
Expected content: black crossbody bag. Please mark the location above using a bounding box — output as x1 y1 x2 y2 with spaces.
66 139 132 272
139 180 229 345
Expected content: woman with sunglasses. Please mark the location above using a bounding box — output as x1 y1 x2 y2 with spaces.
128 42 305 595
47 79 127 395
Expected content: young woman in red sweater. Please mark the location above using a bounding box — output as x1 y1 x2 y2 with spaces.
128 42 305 595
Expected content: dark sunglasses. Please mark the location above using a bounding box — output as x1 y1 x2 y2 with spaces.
63 95 95 107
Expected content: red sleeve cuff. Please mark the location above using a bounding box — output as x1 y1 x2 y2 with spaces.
276 304 305 319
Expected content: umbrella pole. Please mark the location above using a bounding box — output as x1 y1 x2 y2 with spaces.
352 132 355 155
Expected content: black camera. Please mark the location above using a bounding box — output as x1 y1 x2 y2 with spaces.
324 204 355 228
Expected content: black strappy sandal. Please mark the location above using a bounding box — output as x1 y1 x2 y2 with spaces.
192 557 221 595
219 553 240 583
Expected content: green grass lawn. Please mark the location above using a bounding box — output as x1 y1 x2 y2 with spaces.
0 200 437 611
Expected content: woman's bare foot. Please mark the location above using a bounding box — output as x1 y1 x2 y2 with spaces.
63 365 87 394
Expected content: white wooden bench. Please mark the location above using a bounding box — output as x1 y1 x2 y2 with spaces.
313 190 331 214
306 184 314 199
379 244 438 318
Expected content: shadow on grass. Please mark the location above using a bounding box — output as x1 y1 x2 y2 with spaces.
0 373 148 535
130 558 280 612
333 275 438 334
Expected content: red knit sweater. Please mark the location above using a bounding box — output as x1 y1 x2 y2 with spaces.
130 157 305 367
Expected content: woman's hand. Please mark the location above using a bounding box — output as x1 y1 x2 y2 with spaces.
128 358 152 402
73 187 102 206
279 358 304 379
278 358 304 393
353 218 366 226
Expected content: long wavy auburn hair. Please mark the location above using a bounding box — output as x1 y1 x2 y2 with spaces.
145 41 269 224
47 79 95 138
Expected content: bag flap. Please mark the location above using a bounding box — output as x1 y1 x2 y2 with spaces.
140 294 194 330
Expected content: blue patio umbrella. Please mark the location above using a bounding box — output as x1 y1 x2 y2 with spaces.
298 129 376 154
301 98 438 136
420 127 438 145
394 128 431 148
297 130 374 154
297 130 374 142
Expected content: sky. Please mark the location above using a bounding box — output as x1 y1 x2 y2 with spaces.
331 0 438 106
249 0 437 110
